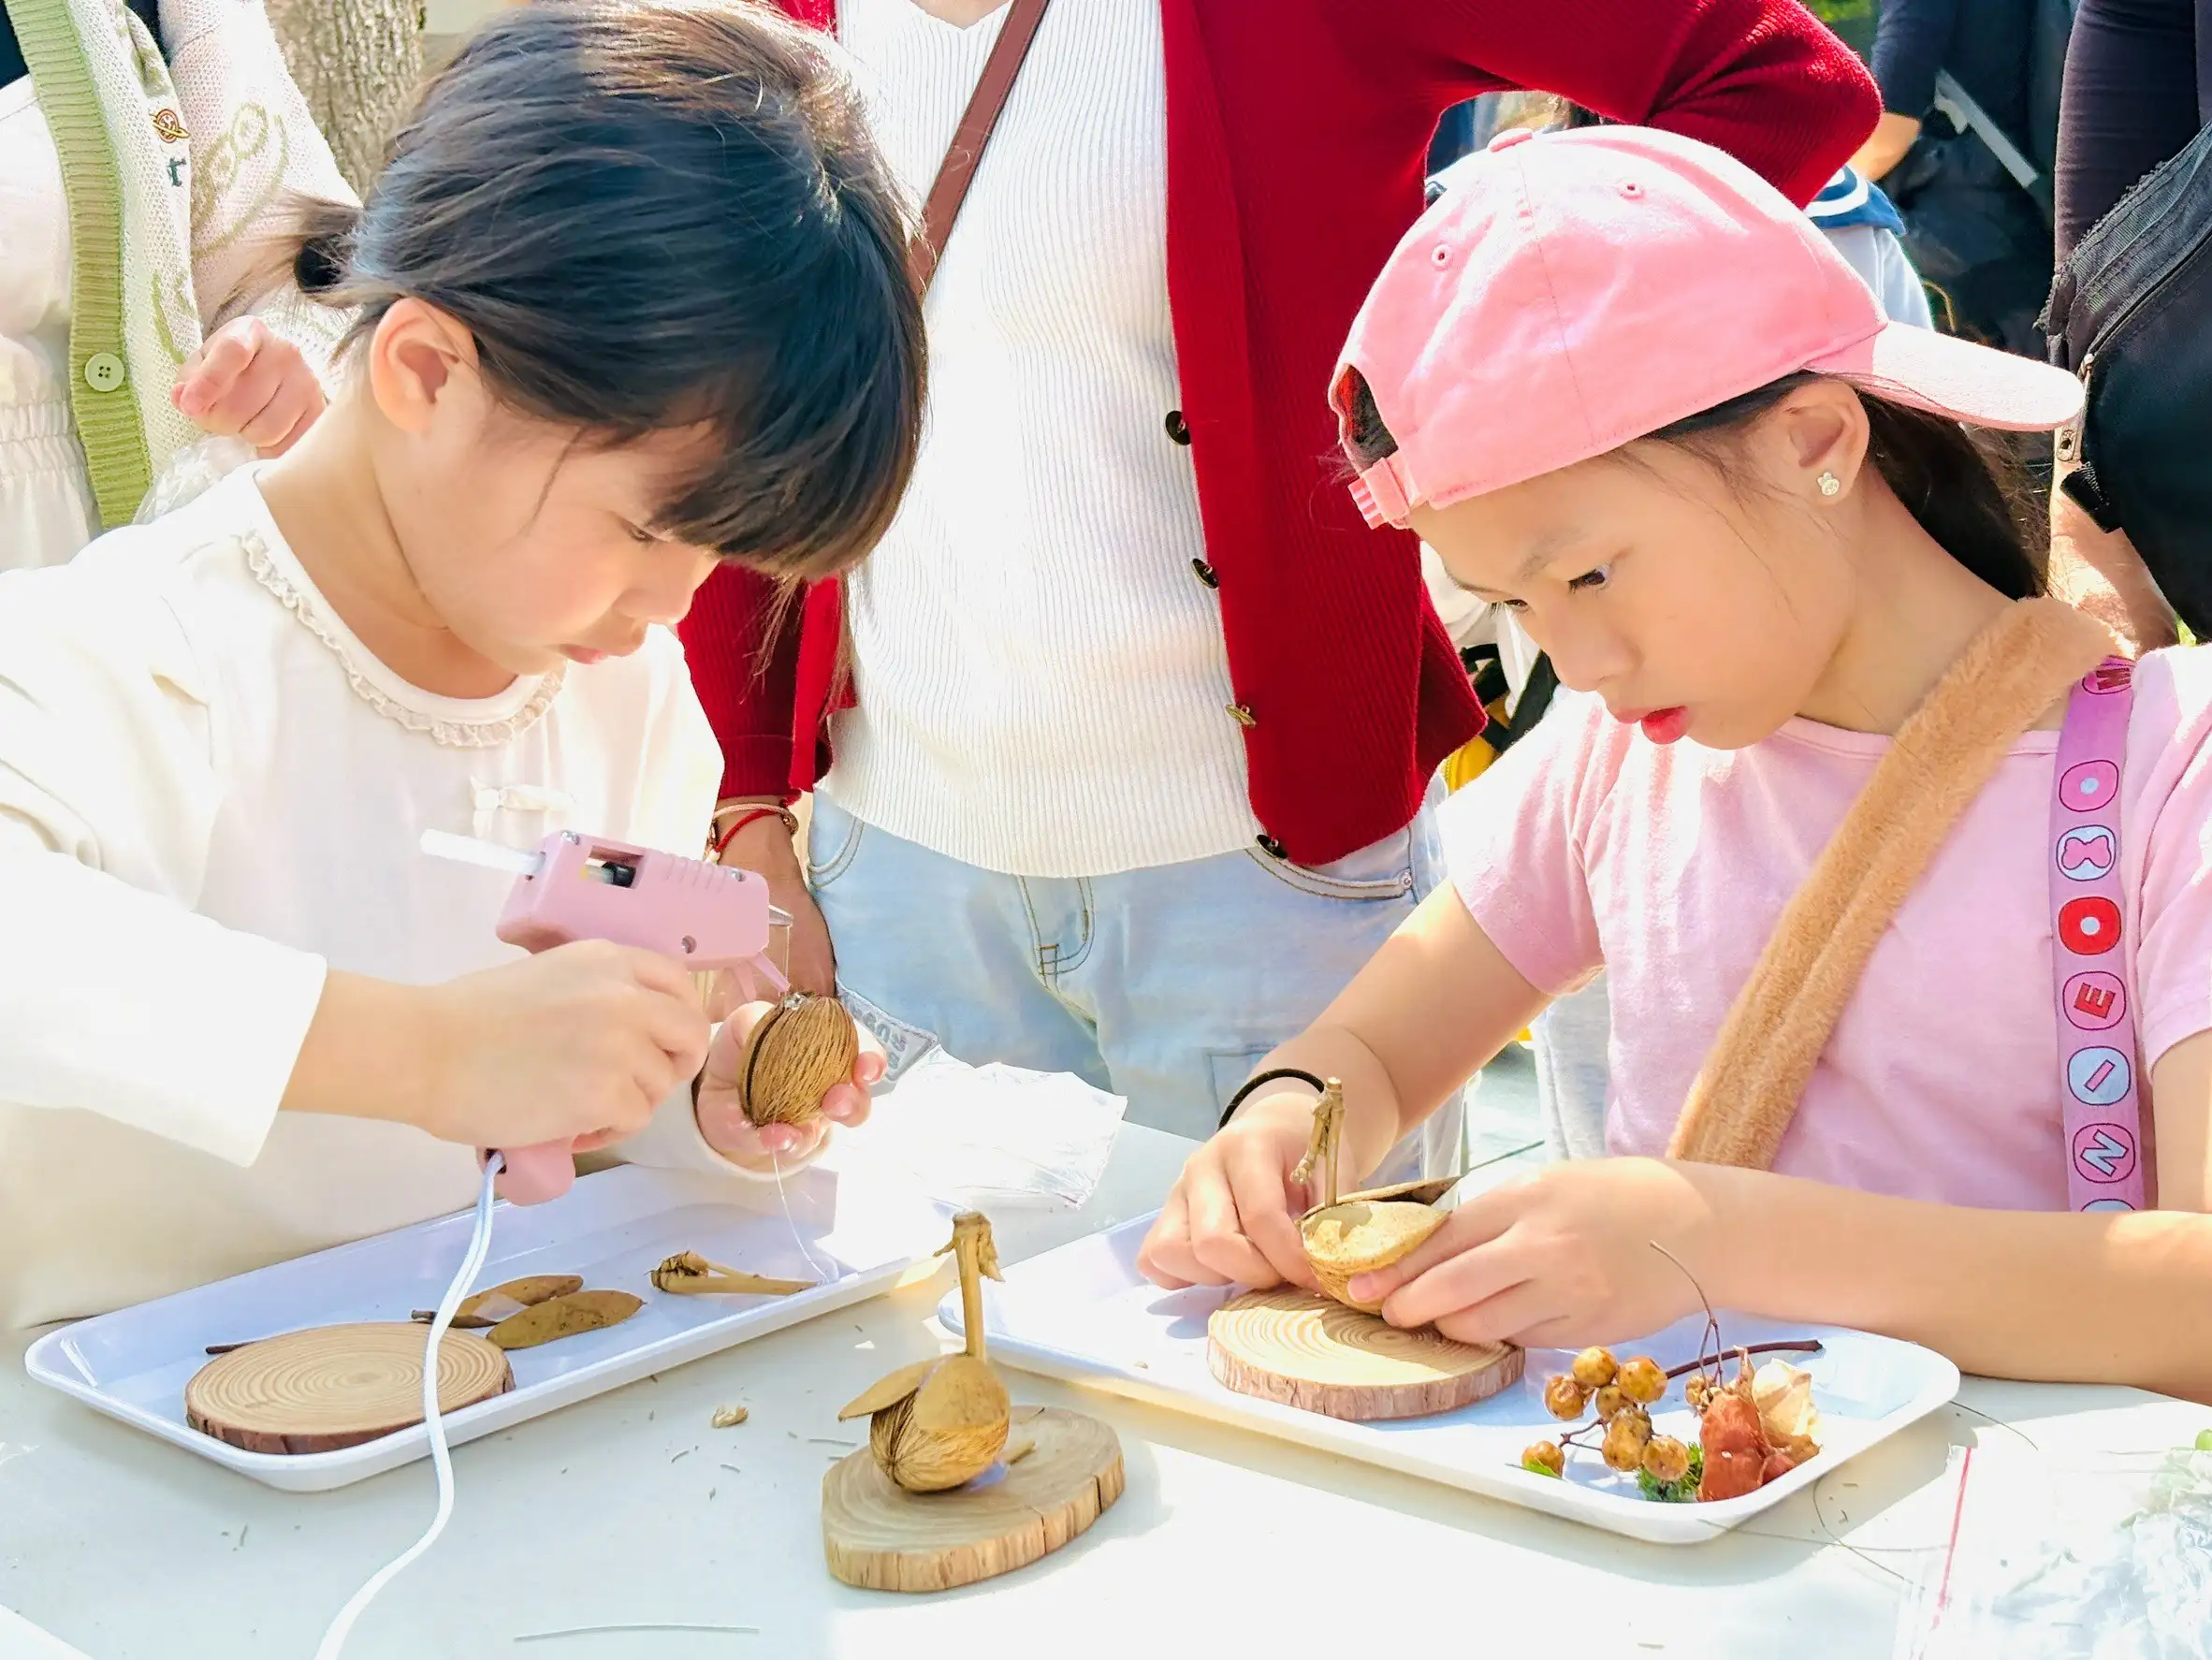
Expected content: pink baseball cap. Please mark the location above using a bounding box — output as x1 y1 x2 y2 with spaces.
1334 124 2086 529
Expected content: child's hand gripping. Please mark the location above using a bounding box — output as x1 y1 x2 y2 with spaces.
306 941 714 1202
693 987 886 1172
1346 1158 1718 1349
1136 1085 1324 1294
172 317 325 456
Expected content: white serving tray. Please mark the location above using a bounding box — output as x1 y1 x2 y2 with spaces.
27 1161 951 1492
940 1214 1961 1545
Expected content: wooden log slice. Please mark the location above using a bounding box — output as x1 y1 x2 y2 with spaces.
822 1406 1123 1594
185 1322 514 1454
1207 1288 1521 1421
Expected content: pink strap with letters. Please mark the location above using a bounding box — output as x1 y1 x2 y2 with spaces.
2050 657 2148 1212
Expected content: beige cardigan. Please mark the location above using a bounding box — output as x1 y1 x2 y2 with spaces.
3 0 353 558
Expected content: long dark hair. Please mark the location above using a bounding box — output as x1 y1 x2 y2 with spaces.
282 0 925 581
1337 368 2044 598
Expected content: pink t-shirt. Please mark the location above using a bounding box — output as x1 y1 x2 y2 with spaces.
1445 647 2212 1211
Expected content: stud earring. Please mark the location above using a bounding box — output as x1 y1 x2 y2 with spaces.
1817 472 1841 498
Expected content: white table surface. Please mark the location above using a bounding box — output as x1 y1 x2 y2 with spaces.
2 1123 2202 1660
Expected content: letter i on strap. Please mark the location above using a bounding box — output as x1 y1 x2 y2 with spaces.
2050 658 2149 1212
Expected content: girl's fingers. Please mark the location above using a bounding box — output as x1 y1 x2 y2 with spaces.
1368 1216 1533 1331
1431 1276 1565 1349
854 1049 887 1087
240 376 323 454
199 349 289 439
819 1082 869 1125
1137 1187 1199 1288
1224 1139 1316 1289
174 325 258 415
1186 1152 1286 1289
1346 1185 1518 1306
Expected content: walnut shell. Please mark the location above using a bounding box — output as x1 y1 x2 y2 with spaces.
736 994 860 1129
848 1354 1010 1493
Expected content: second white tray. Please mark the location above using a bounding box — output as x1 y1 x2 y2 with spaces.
28 1161 951 1492
941 1214 1961 1545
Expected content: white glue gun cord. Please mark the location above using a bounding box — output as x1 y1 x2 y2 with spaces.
315 1154 502 1660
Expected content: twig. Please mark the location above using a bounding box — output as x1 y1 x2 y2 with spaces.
1650 1239 1723 1376
1663 1341 1823 1379
514 1624 759 1643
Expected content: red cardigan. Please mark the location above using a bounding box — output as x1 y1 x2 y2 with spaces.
679 0 1878 865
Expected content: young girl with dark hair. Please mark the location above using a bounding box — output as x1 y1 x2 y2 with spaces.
1142 125 2212 1400
0 0 926 1330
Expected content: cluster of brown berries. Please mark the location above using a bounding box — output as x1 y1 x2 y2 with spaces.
1522 1346 1691 1486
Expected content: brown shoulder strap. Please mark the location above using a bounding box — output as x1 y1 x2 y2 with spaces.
1666 598 2116 1171
912 0 1051 294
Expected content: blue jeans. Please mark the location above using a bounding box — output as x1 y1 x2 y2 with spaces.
809 784 1463 1183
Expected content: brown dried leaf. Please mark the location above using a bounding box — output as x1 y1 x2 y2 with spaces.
837 1359 936 1421
413 1274 584 1329
906 1354 1009 1435
486 1289 643 1350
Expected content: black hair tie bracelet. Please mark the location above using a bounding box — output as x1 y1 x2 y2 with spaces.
1217 1068 1328 1131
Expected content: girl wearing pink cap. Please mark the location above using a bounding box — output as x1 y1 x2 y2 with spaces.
1139 124 2212 1400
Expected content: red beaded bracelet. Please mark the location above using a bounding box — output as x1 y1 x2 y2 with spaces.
710 805 797 863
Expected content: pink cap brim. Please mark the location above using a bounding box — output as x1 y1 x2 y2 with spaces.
1810 320 2085 433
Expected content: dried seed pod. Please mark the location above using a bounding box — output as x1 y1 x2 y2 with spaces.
1695 1389 1769 1501
1751 1359 1822 1462
1542 1374 1590 1420
1299 1200 1447 1314
1684 1372 1719 1414
486 1289 643 1351
1616 1356 1666 1405
736 994 860 1129
411 1274 582 1329
1292 1082 1450 1314
1521 1440 1565 1478
851 1353 1011 1493
1570 1347 1618 1391
1641 1434 1692 1485
1601 1410 1652 1473
835 1213 1012 1493
650 1251 812 1297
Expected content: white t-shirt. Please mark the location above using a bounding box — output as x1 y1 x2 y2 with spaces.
824 0 1258 878
0 471 747 1329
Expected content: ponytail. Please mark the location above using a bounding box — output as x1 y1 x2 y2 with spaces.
288 199 358 298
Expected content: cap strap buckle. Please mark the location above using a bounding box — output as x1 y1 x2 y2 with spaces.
1349 457 1414 528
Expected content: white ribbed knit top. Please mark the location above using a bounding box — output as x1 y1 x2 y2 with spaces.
826 0 1258 878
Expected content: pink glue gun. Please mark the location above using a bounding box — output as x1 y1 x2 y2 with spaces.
420 829 791 1205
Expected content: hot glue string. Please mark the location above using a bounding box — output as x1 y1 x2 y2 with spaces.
769 1144 836 1284
315 1155 502 1660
